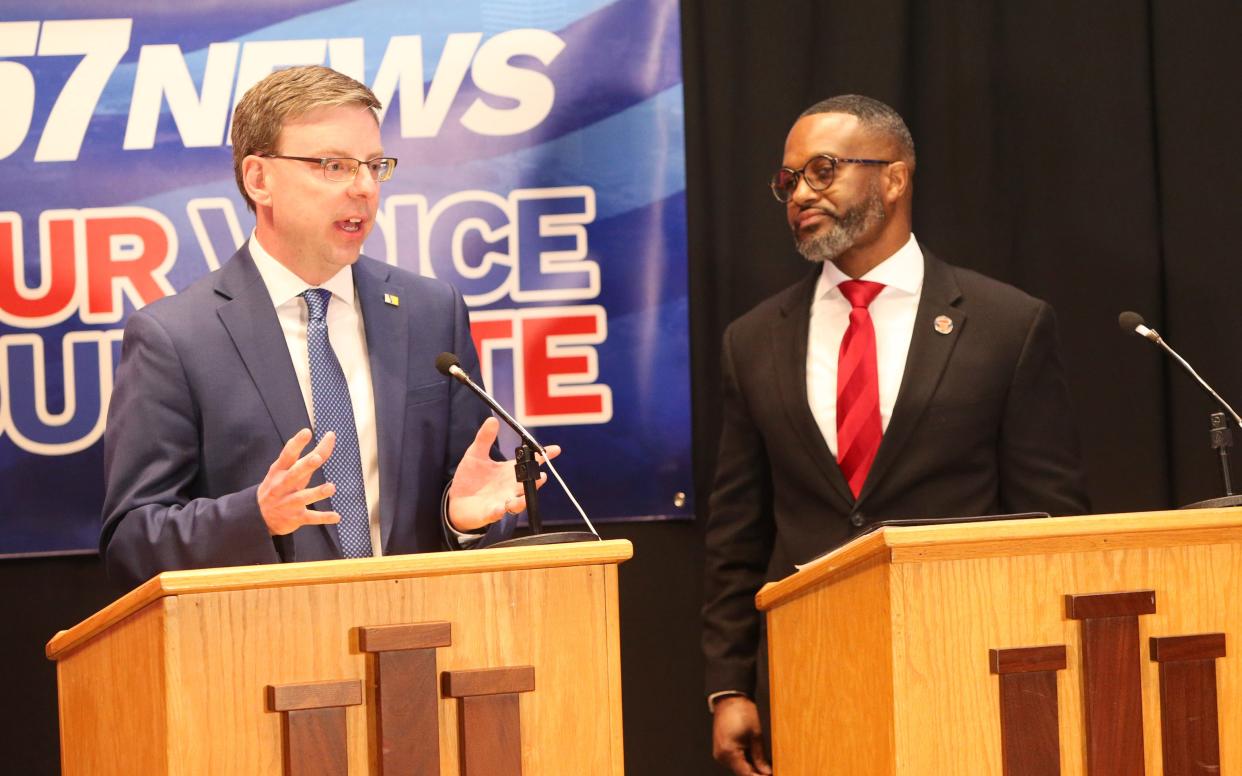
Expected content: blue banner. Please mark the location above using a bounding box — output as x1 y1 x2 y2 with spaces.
0 0 691 556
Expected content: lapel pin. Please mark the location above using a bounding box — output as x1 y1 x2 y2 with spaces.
383 292 400 307
933 315 954 335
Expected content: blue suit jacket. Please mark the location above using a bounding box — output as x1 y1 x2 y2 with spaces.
101 246 508 588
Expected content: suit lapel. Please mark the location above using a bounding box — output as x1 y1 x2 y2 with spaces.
772 269 856 505
858 249 964 502
214 248 313 446
354 259 408 553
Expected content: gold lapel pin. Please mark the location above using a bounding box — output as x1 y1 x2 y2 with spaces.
383 293 400 307
933 315 954 335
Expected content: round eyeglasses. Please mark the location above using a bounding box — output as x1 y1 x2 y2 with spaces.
769 154 891 202
262 154 398 183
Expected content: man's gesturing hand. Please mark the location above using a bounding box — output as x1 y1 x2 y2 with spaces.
712 696 772 775
257 428 342 535
447 417 561 531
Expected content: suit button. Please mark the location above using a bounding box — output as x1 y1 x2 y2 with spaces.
849 513 865 527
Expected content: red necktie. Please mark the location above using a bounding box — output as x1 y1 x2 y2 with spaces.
836 280 885 498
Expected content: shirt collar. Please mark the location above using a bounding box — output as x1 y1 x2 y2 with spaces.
248 232 356 309
814 232 925 301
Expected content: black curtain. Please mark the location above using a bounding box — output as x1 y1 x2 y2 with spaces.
684 0 1242 519
3 3 1240 774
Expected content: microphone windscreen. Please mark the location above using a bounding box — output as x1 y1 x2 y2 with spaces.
435 352 461 376
1118 310 1146 333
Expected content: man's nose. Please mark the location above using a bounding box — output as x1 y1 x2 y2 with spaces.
349 165 379 197
790 173 819 204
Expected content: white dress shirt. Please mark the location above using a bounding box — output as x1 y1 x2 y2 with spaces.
249 234 384 556
807 233 924 456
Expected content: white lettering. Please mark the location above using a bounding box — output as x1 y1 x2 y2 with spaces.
0 329 123 455
462 29 564 136
186 197 245 272
326 37 364 82
372 33 482 139
510 187 598 303
228 39 328 141
34 19 132 162
0 21 39 160
124 42 240 150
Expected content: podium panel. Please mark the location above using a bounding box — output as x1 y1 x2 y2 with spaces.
48 540 631 776
757 509 1242 775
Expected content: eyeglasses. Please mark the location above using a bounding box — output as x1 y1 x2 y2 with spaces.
261 154 398 182
769 154 892 202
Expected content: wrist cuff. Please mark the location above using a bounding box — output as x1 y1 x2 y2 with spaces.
707 690 749 713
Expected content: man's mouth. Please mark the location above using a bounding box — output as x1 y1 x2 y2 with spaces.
338 217 364 233
796 209 834 229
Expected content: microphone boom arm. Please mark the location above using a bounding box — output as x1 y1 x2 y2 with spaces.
437 352 600 540
1147 331 1242 429
446 364 546 453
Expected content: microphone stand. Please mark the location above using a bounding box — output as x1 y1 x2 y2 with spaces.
1121 315 1242 510
1180 412 1242 510
493 441 599 546
514 441 543 534
1211 412 1236 496
437 353 599 546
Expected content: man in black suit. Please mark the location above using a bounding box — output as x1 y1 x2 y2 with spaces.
702 95 1089 775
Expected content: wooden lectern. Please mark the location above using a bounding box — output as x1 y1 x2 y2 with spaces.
46 540 631 775
756 508 1241 775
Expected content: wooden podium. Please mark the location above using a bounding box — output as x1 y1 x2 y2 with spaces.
46 540 631 776
756 509 1242 775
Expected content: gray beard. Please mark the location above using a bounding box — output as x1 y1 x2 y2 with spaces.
794 185 887 263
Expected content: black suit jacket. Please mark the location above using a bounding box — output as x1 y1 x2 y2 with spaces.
702 248 1089 696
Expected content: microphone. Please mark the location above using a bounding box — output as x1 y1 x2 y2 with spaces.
436 352 599 544
1118 310 1159 343
1118 311 1242 428
435 352 543 452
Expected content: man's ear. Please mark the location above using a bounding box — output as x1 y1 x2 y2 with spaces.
883 161 911 204
242 156 272 208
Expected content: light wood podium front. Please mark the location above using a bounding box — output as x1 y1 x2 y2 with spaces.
46 540 631 776
756 509 1242 775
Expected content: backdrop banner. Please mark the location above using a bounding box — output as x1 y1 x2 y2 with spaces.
0 0 691 556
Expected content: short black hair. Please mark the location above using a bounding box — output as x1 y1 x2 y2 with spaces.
799 94 915 167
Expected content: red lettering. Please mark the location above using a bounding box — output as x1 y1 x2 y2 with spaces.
521 312 606 419
84 212 174 318
469 316 514 368
0 216 76 326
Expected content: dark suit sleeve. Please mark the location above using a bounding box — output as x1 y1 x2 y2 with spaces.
701 324 776 697
997 302 1091 515
100 310 281 589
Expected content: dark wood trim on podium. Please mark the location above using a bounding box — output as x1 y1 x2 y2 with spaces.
1150 633 1226 775
266 679 363 776
1066 590 1155 776
443 666 536 776
359 622 452 776
989 645 1067 776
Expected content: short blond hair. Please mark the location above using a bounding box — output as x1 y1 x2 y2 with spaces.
231 65 382 211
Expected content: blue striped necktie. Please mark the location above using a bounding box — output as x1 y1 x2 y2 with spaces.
301 288 373 558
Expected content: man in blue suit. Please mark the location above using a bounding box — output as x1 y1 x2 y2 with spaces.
101 66 544 589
